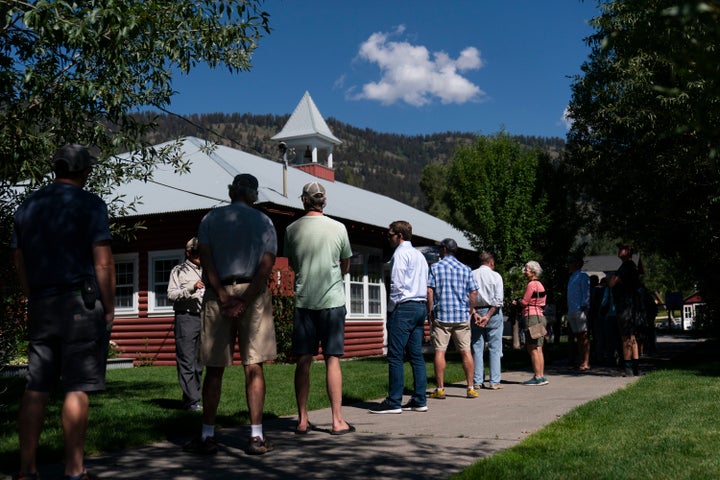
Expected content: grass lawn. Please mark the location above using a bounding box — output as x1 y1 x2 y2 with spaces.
450 339 720 480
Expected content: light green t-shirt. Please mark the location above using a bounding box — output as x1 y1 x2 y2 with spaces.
284 215 352 309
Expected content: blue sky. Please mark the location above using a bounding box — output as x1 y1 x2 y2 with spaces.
169 1 600 139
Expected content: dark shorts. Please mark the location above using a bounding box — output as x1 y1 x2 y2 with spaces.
292 306 347 357
26 292 108 393
617 307 636 337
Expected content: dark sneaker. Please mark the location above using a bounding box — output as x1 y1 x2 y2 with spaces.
401 400 428 412
185 403 203 412
182 435 218 455
14 473 40 480
62 472 93 480
523 376 547 386
369 400 402 414
246 436 274 455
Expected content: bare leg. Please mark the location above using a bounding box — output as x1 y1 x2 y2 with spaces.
201 366 225 426
577 332 591 368
460 350 475 387
325 355 350 431
294 354 312 430
18 390 49 475
622 335 638 361
528 344 545 378
62 391 89 477
433 350 446 388
244 363 265 426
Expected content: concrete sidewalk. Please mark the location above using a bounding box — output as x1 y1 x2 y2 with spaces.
7 334 702 480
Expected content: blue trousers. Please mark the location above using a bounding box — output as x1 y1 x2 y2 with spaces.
386 301 428 408
471 308 503 386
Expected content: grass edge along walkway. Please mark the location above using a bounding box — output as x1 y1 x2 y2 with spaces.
450 338 720 480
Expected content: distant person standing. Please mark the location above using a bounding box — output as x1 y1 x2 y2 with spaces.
470 252 505 390
184 173 277 456
370 221 429 414
284 182 355 435
517 261 549 386
427 239 479 399
11 144 115 480
607 243 640 376
566 255 591 371
167 237 205 412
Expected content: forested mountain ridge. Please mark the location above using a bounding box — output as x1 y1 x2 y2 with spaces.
142 112 565 210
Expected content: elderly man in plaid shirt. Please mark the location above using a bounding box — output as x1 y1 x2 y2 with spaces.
427 238 479 399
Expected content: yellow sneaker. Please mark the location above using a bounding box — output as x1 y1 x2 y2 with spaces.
429 387 446 399
466 387 479 398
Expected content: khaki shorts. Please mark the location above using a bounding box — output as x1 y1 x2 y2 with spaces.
432 319 471 351
200 284 277 367
525 315 547 347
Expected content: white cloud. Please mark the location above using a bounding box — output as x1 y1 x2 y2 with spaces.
561 106 573 130
350 26 485 106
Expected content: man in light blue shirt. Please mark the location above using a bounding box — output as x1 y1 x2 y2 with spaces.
471 252 504 390
370 221 429 414
567 255 591 370
427 239 478 399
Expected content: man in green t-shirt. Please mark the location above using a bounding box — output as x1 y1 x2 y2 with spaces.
284 182 355 436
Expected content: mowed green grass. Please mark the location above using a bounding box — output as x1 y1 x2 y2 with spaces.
450 341 720 480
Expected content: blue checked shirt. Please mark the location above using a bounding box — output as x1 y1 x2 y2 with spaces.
428 255 478 323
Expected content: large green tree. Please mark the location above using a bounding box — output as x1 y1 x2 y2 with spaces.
0 0 270 364
420 133 577 278
565 0 720 328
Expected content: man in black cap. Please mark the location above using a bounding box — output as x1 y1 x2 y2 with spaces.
184 173 278 456
11 144 115 480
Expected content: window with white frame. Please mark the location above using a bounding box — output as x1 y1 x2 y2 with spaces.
346 246 385 318
114 253 138 314
148 250 184 314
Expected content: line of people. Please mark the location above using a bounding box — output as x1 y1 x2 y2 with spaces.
567 244 657 376
9 149 595 480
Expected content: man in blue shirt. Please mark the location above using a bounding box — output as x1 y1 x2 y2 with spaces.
12 144 115 480
427 239 478 399
567 255 591 371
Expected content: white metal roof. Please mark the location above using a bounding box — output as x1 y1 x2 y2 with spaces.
116 137 474 250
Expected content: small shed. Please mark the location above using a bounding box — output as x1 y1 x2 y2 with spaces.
682 293 705 330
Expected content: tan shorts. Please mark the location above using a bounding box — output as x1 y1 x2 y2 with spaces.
525 315 547 347
432 319 471 351
200 284 277 367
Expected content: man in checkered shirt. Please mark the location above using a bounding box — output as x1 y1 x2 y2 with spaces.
427 238 479 400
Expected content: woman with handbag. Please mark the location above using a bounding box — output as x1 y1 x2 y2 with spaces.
517 261 549 386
